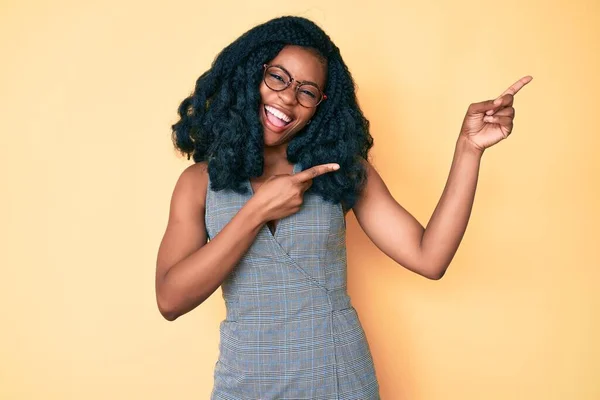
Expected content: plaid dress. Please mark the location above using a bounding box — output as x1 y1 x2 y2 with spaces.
206 163 380 400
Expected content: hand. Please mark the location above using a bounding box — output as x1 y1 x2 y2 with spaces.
459 76 533 153
250 163 340 222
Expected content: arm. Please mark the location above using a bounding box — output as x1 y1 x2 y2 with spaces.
352 137 483 280
155 162 265 321
155 162 340 321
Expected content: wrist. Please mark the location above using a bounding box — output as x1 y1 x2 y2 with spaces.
243 196 269 227
456 136 485 158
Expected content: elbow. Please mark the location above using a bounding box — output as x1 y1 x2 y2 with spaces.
156 285 209 321
159 308 180 322
156 290 183 321
422 266 448 281
157 299 180 321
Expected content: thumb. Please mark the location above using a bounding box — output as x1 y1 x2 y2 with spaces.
468 98 500 115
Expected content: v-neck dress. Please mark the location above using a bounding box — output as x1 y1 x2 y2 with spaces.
206 163 380 400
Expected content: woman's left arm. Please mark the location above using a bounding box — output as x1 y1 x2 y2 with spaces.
352 75 533 280
353 138 482 280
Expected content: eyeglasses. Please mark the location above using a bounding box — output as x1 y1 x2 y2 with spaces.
262 64 327 108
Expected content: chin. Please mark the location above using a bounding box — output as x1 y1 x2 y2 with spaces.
263 130 292 148
260 121 298 148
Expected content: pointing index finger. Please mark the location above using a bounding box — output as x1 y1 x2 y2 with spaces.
293 163 340 183
499 75 533 97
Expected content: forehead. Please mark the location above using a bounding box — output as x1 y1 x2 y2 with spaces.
268 45 327 87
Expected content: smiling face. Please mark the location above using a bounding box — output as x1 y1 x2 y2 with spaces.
258 45 327 148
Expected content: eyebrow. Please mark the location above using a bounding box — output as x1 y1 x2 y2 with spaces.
273 64 321 88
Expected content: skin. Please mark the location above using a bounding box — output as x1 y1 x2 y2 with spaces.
254 46 328 233
259 46 326 149
154 44 532 321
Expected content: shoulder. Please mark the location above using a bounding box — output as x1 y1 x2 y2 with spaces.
340 158 375 215
183 160 209 178
171 161 209 211
357 157 379 193
352 158 390 211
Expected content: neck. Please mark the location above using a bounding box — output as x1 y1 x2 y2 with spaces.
262 145 289 168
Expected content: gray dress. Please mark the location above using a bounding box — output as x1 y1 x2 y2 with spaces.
206 163 380 400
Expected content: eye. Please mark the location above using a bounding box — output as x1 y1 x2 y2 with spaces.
299 88 317 98
300 90 317 99
269 72 285 82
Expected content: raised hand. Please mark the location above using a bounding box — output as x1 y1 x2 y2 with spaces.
251 163 340 222
459 76 533 152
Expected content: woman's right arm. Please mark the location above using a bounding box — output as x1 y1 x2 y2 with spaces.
154 162 265 321
155 161 339 321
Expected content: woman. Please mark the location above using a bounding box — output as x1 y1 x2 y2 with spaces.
155 15 531 399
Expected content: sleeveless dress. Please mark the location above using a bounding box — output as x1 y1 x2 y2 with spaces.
206 163 380 400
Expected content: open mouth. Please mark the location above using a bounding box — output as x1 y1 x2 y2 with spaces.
264 105 293 128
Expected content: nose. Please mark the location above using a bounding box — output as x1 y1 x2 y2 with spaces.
277 84 298 106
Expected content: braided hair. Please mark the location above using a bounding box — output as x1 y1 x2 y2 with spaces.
171 16 373 209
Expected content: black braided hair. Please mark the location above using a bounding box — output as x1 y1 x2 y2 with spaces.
171 16 373 209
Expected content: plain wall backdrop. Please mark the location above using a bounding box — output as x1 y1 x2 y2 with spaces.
1 0 598 399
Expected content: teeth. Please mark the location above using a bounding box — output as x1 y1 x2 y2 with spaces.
265 105 292 122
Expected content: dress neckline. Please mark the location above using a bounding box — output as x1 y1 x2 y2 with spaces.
246 162 301 238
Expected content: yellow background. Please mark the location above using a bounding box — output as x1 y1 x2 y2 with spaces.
1 0 598 399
